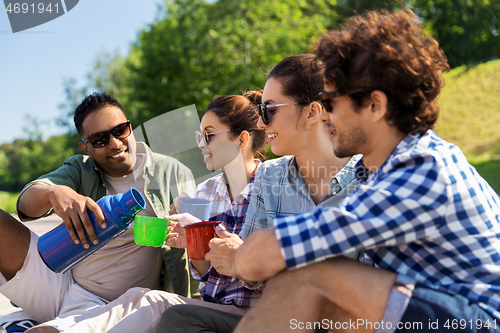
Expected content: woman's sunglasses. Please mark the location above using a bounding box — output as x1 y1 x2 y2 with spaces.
257 102 297 125
195 129 232 146
81 121 132 148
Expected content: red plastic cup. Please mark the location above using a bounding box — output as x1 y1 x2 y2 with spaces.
184 221 220 260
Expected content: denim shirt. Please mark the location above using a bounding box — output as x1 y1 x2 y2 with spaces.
241 154 361 240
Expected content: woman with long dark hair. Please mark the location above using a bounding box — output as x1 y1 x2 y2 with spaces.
156 54 361 333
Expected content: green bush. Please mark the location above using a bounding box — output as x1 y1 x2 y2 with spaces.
0 191 18 214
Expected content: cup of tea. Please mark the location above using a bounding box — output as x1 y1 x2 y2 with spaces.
181 198 211 221
134 216 171 247
184 221 220 260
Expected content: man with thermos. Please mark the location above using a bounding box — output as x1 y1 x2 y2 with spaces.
0 92 196 333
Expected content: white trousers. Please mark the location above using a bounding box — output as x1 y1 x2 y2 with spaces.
0 230 246 333
65 288 247 333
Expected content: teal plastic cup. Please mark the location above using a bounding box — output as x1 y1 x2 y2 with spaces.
134 216 170 247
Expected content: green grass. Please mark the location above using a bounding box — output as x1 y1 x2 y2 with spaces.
0 191 18 214
435 60 500 159
469 157 500 195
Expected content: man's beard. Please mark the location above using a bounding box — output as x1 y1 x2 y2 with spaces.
334 125 367 158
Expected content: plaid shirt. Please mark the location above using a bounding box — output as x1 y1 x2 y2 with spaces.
189 160 262 307
274 130 500 320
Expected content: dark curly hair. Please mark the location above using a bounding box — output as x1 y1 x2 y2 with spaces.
74 92 124 136
206 91 266 156
315 10 450 134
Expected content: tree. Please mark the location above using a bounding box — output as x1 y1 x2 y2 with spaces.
122 0 342 125
337 0 408 15
0 135 78 192
411 0 500 68
0 114 78 192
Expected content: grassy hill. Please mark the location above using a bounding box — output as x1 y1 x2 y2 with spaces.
434 59 500 193
436 59 500 158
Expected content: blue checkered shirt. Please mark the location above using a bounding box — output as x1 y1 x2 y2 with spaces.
189 161 262 307
274 130 500 320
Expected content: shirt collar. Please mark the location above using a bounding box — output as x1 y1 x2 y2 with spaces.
284 157 312 197
213 173 230 201
390 131 422 158
215 159 262 204
237 159 261 202
355 131 425 184
138 142 155 177
285 155 361 194
89 156 103 177
331 154 362 194
355 162 370 184
284 155 299 179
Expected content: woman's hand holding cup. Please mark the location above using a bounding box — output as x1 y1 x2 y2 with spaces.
169 192 191 215
164 213 201 248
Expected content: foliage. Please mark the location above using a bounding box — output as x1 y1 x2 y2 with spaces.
0 135 77 192
55 0 500 129
122 0 341 125
434 59 500 158
337 0 409 16
412 0 500 68
0 191 18 214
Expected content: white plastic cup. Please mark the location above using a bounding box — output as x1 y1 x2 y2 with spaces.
181 198 211 221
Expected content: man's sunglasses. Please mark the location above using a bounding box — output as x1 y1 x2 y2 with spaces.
195 129 232 146
81 121 132 148
318 89 373 113
257 102 297 126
